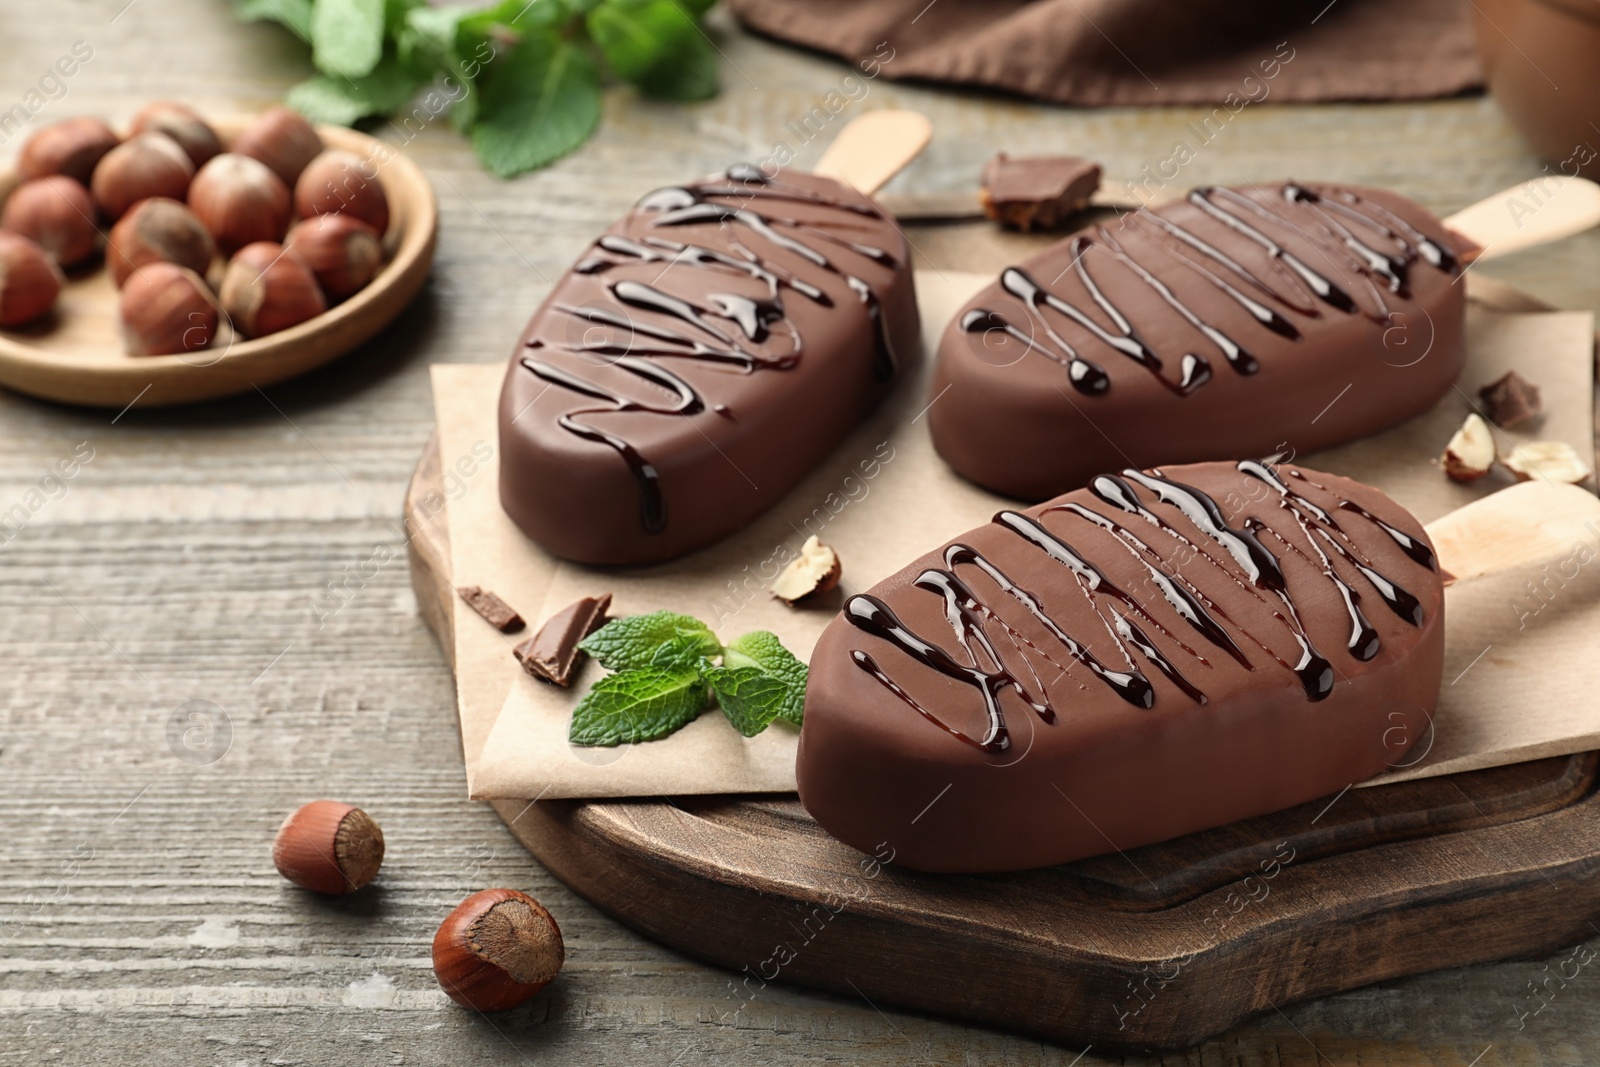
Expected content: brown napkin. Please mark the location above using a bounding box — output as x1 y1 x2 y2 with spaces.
726 0 1483 106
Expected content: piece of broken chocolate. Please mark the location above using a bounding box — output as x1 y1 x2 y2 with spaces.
1478 370 1543 429
514 593 613 686
457 586 525 633
979 153 1102 232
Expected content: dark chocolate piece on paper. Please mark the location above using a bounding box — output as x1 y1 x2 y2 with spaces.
1478 370 1543 429
514 593 613 686
457 585 526 633
980 154 1102 232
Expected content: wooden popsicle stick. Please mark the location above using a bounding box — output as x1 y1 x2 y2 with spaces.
1424 480 1600 586
811 110 932 196
1443 176 1600 263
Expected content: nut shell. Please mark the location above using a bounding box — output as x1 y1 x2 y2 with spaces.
106 197 216 287
232 105 324 187
1 176 99 267
432 889 564 1012
188 154 292 255
19 117 120 184
219 241 327 338
91 132 195 220
119 262 219 356
295 150 389 235
129 101 223 167
284 214 382 300
0 232 64 327
272 800 385 894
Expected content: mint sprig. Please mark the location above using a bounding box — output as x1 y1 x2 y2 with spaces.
232 0 723 178
569 613 807 746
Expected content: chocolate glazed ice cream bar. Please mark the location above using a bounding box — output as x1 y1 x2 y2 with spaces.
498 164 919 565
798 461 1443 873
930 182 1469 500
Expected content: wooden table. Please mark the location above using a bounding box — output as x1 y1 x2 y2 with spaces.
3 2 1598 1063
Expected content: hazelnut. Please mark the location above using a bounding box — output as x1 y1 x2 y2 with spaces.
432 889 564 1012
129 100 222 167
232 105 324 187
272 800 385 894
219 241 326 338
106 197 216 287
0 231 64 327
18 117 120 184
1442 413 1495 482
119 263 219 356
187 153 292 255
295 150 389 235
771 535 842 603
1 176 99 267
1502 441 1592 485
284 213 381 300
90 132 195 220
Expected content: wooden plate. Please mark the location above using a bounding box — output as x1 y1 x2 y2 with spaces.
405 423 1600 1051
0 118 436 408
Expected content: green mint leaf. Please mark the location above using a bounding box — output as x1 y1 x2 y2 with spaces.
587 0 719 102
312 0 387 78
722 631 807 726
236 0 314 38
708 666 790 737
285 58 424 125
568 667 711 746
676 0 717 15
650 635 714 674
471 31 601 178
579 610 720 672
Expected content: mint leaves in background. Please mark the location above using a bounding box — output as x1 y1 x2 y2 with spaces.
569 611 807 746
232 0 721 177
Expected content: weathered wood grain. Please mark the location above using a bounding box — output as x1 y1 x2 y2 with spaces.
3 0 1600 1063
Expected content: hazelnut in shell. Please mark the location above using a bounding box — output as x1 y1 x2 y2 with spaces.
129 100 223 167
232 105 324 187
90 132 195 220
272 800 385 894
219 241 326 338
295 150 389 235
120 262 219 356
188 153 292 255
18 116 120 184
0 232 64 327
432 889 565 1012
1 176 99 267
285 214 382 300
106 197 216 287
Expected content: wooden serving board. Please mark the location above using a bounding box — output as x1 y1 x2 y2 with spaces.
406 428 1600 1051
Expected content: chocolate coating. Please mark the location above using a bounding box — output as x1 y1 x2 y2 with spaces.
931 182 1467 501
498 166 919 565
798 461 1444 873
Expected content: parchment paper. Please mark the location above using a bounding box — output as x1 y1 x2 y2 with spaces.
433 270 1597 800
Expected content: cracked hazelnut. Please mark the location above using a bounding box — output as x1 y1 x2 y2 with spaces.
433 889 565 1012
295 150 389 235
120 262 219 356
1502 441 1592 485
129 100 222 167
187 153 292 255
272 800 385 894
18 117 120 184
284 213 382 300
1442 413 1495 482
772 535 842 603
106 197 216 287
90 132 195 220
0 231 63 326
232 105 324 187
219 241 326 338
1 176 99 267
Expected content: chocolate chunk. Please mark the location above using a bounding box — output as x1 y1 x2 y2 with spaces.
513 593 613 686
1477 369 1543 429
979 153 1102 232
457 586 525 633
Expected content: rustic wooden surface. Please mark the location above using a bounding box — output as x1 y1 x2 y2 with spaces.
3 1 1600 1064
